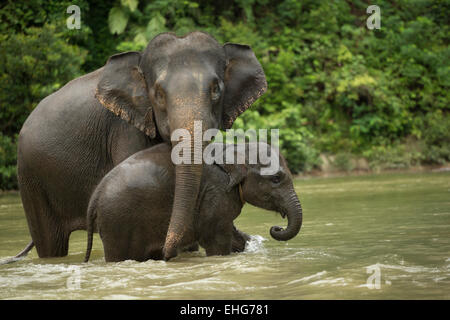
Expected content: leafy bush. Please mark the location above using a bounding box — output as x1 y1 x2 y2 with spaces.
363 142 423 171
0 2 87 189
333 153 355 172
0 134 18 190
0 24 87 136
419 111 450 164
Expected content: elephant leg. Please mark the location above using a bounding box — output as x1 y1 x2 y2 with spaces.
103 239 128 262
231 226 251 253
202 223 233 257
19 175 70 258
35 222 70 258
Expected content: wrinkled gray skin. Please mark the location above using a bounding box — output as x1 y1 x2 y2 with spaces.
84 142 302 262
16 31 266 260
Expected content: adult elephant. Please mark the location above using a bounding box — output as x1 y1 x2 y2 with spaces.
16 31 266 261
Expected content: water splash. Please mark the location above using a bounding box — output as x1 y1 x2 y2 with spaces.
244 235 267 254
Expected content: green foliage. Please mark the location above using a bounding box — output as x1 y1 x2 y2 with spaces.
363 143 423 171
0 134 18 190
0 0 449 189
0 1 87 189
0 24 87 136
418 111 450 164
332 153 355 172
109 6 130 35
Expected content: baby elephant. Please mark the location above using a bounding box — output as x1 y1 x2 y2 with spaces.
84 142 302 262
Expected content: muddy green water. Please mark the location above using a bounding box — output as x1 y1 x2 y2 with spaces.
0 172 449 299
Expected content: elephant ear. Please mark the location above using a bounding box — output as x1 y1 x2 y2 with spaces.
222 43 267 129
96 51 156 138
217 162 247 192
215 144 248 192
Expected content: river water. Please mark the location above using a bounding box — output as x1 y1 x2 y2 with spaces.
0 172 449 299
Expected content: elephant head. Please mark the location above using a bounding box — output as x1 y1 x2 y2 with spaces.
216 142 303 241
95 32 267 260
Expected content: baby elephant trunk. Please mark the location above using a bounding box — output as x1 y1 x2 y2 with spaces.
270 191 303 241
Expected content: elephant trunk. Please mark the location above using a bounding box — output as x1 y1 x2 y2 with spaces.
163 131 204 261
270 190 303 241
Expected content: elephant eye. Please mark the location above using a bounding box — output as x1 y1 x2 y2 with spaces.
211 81 221 101
270 175 282 184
